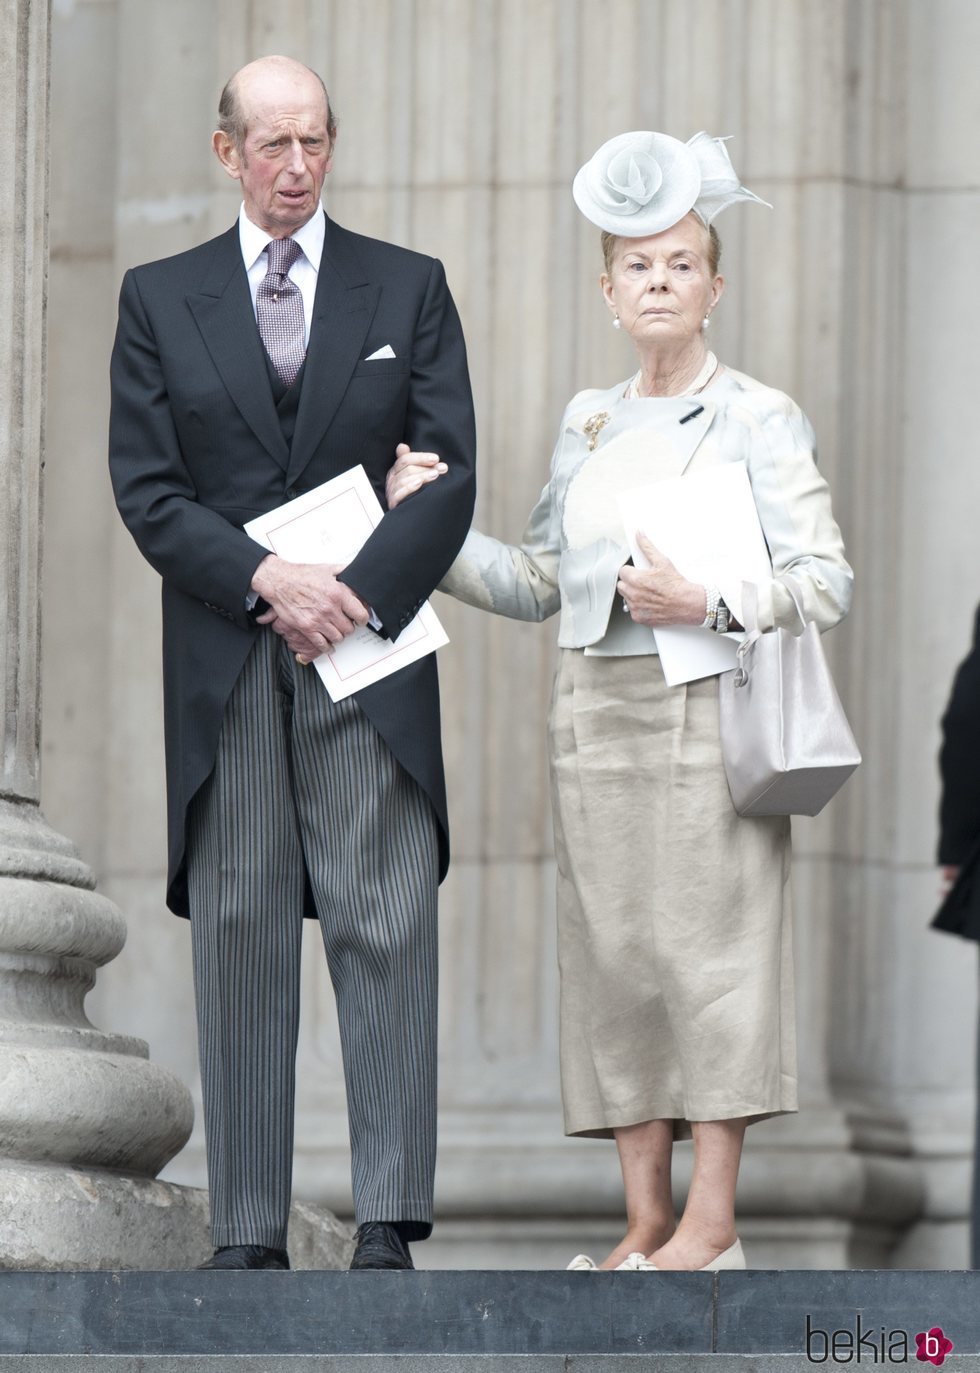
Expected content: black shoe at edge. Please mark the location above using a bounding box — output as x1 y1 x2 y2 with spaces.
349 1221 415 1270
197 1244 290 1270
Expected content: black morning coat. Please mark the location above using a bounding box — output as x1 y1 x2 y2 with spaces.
933 604 980 942
108 212 477 916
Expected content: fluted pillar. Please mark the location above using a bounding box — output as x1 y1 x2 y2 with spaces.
822 0 980 1268
0 0 196 1269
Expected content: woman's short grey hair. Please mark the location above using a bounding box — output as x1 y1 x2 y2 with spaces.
601 215 721 278
217 67 338 154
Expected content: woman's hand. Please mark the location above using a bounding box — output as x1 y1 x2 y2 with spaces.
618 532 706 627
386 442 448 509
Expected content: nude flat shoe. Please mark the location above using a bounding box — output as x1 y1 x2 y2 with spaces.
566 1251 657 1271
643 1237 747 1272
700 1238 746 1271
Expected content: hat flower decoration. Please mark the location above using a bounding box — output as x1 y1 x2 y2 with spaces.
572 130 771 236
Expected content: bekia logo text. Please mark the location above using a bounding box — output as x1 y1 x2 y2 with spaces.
806 1315 953 1365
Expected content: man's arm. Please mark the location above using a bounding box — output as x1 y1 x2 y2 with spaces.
109 268 272 629
337 258 477 640
110 268 368 650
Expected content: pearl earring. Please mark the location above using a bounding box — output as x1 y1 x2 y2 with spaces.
612 315 621 330
702 314 711 330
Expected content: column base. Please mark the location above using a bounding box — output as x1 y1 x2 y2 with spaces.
0 1160 353 1271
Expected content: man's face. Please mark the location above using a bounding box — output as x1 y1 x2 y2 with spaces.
214 68 333 237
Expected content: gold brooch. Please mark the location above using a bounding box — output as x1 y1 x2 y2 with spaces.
583 412 610 452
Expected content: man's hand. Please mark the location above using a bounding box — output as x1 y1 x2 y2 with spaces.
251 554 371 662
941 865 961 897
617 532 706 627
386 442 447 509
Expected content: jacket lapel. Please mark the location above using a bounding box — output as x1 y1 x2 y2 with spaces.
185 227 290 471
287 215 380 486
566 391 718 478
671 401 717 474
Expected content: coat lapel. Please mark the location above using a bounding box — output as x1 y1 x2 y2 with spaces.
567 391 718 478
671 401 717 474
287 215 380 486
185 227 290 471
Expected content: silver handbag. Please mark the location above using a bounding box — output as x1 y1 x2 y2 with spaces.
718 583 860 816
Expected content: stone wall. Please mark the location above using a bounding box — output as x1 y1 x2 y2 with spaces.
37 0 980 1267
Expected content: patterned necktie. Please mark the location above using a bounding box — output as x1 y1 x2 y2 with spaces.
256 237 306 386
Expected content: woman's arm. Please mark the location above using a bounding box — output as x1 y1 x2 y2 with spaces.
723 398 853 633
385 443 563 623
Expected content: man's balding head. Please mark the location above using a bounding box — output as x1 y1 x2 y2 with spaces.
217 56 336 156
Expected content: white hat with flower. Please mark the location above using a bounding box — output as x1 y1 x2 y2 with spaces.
572 130 771 236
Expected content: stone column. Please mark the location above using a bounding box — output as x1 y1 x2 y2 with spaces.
0 0 193 1269
822 0 980 1269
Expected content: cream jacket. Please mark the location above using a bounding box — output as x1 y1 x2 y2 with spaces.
441 365 853 646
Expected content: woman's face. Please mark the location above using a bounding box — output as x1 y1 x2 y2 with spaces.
601 213 724 351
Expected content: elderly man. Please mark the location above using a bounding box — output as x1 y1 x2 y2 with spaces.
109 55 476 1271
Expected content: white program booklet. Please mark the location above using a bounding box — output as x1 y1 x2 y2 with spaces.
245 466 449 702
617 461 772 687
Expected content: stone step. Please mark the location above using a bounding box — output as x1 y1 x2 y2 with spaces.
0 1269 977 1366
0 1355 979 1369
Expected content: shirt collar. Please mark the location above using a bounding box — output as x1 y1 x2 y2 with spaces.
238 203 325 273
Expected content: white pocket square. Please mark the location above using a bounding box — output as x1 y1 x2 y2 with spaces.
364 344 396 360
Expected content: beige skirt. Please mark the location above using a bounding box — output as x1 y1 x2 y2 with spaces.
548 650 797 1140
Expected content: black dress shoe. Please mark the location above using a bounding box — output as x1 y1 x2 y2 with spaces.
197 1244 290 1270
349 1222 415 1270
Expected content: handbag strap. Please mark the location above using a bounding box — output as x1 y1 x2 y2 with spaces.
740 578 807 638
736 581 808 680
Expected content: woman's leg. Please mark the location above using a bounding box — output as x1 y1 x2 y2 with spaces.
647 1117 746 1269
599 1119 676 1269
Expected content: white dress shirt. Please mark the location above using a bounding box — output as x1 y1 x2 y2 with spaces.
238 202 324 344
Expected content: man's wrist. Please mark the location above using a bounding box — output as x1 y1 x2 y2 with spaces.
250 553 280 601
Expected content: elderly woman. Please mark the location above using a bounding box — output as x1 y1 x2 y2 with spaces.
387 132 852 1272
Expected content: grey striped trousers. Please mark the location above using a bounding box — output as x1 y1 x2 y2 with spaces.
185 628 439 1250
